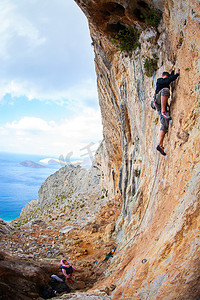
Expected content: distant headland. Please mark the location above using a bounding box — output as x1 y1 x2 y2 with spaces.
20 161 47 168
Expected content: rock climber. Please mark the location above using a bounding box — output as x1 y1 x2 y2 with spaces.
104 246 117 261
154 68 180 155
60 259 78 284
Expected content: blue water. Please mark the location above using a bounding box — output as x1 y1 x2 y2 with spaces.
0 152 61 222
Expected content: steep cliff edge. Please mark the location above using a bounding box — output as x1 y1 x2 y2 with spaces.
74 0 200 299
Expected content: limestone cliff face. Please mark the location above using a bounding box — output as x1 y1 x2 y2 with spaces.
75 0 200 298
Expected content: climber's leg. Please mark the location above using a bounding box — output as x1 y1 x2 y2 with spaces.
161 95 168 114
156 116 169 156
158 130 165 147
157 130 166 155
160 88 171 119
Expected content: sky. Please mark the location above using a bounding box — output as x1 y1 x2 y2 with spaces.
0 0 103 160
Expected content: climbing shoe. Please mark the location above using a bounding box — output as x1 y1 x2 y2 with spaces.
161 111 171 120
156 145 166 156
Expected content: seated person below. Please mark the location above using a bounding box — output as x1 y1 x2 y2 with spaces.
60 259 78 283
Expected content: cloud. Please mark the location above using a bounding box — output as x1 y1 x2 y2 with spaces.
0 77 98 108
0 0 102 157
0 0 96 104
5 116 53 131
0 108 103 156
0 0 46 59
0 127 7 135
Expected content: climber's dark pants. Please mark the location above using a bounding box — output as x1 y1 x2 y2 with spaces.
155 88 170 133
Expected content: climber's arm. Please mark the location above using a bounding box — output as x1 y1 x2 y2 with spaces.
163 72 180 85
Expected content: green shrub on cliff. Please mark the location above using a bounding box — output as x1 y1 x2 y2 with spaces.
143 8 162 28
144 54 158 77
112 27 140 55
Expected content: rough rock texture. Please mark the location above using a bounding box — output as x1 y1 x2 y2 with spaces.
0 219 13 236
0 251 57 300
74 0 200 299
52 290 111 299
16 162 106 226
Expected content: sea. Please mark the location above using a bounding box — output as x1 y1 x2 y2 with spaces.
0 152 62 222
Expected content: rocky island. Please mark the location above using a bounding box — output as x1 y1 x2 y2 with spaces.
20 160 47 168
0 0 199 299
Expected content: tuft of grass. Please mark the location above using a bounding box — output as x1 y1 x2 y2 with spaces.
112 27 140 56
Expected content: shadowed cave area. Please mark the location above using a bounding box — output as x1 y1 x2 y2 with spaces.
85 0 161 36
